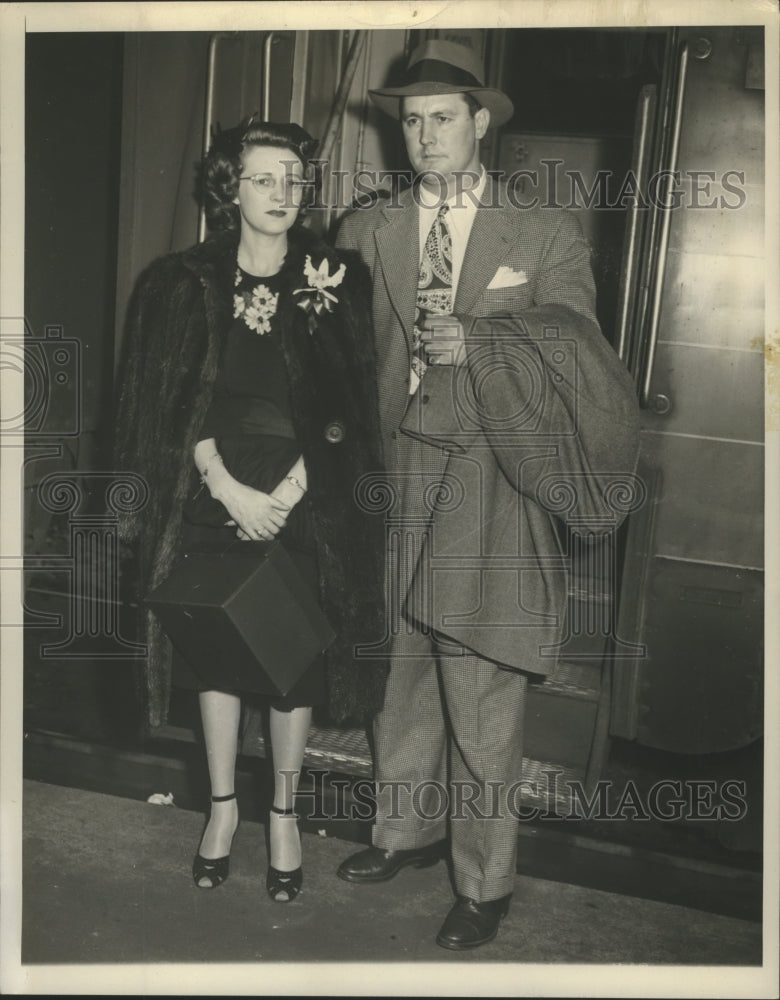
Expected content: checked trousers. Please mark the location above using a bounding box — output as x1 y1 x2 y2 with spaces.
371 431 527 903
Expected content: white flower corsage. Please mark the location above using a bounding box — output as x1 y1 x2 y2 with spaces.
233 270 278 335
293 255 346 334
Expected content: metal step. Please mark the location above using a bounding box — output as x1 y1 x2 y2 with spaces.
536 661 601 701
239 717 586 816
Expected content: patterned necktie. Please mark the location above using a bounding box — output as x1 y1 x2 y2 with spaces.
417 204 453 317
411 205 452 391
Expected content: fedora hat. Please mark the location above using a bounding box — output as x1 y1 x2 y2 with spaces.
369 40 514 128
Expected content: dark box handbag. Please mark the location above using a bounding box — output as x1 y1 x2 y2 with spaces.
146 542 335 696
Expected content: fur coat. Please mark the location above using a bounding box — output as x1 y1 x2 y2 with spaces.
114 226 388 728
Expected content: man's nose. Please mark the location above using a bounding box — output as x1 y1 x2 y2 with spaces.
420 119 437 145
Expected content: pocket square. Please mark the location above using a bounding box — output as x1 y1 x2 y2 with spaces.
487 266 528 290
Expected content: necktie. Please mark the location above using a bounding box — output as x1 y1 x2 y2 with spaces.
417 204 453 317
411 205 452 391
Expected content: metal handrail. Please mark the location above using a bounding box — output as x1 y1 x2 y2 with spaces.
315 30 367 234
615 84 656 366
262 31 276 120
198 31 234 243
640 41 690 407
629 30 676 379
316 30 367 165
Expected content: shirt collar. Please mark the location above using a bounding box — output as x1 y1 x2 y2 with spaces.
417 165 487 211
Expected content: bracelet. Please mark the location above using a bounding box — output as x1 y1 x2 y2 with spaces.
200 453 223 482
285 474 305 491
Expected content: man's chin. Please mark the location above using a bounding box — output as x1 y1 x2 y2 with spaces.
417 166 451 187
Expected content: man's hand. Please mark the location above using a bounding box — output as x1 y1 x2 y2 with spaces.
421 314 467 367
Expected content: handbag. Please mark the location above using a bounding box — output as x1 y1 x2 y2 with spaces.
145 541 335 696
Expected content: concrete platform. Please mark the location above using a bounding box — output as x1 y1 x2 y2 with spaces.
9 780 771 996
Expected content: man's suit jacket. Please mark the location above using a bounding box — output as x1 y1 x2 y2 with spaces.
337 176 640 676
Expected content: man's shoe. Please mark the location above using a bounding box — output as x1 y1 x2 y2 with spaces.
435 894 512 950
337 842 446 883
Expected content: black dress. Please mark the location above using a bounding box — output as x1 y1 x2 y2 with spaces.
172 266 327 709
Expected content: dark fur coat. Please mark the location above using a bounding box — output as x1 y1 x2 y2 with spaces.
114 226 388 727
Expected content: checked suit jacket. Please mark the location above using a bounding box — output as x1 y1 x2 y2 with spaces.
337 176 640 677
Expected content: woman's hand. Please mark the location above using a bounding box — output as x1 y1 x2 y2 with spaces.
194 439 290 540
218 479 291 541
193 440 302 541
270 478 304 510
269 455 307 512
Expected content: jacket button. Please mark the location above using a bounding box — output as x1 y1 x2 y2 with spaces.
324 421 345 444
422 394 430 404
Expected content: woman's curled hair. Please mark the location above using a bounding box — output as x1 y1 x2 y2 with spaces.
202 115 319 233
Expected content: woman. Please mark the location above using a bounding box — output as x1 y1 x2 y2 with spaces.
115 117 387 902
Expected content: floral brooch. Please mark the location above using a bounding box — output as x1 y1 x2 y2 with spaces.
294 255 346 334
233 269 278 335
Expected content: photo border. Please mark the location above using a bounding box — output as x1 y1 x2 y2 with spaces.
1 1 778 996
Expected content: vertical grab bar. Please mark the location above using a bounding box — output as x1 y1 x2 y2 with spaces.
640 41 690 407
263 31 276 120
615 84 656 366
316 31 367 164
289 32 310 127
316 30 367 234
198 32 226 243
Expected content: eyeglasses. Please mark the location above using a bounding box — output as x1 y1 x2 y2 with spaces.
239 174 309 194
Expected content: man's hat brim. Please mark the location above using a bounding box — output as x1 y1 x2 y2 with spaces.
369 83 514 129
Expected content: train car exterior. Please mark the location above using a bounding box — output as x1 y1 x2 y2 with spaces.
18 19 769 842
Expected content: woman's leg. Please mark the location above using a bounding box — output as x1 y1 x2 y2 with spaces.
197 689 241 865
268 704 312 872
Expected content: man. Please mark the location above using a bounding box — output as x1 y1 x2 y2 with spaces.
336 39 639 950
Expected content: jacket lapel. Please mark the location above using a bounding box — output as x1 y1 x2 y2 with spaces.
374 189 419 346
455 178 518 315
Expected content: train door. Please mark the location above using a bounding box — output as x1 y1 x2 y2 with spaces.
480 25 764 807
609 27 765 757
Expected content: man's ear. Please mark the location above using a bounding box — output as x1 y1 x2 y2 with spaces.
475 107 490 140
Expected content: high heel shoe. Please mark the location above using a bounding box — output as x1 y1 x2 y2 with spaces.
192 792 237 889
266 805 302 903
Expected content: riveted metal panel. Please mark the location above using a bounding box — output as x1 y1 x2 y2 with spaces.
641 433 763 568
635 559 763 752
659 248 764 352
643 342 764 443
665 179 764 261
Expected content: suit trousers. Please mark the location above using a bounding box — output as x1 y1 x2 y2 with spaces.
372 431 527 902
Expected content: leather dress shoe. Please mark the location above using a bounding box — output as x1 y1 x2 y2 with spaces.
436 894 512 950
337 842 445 883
